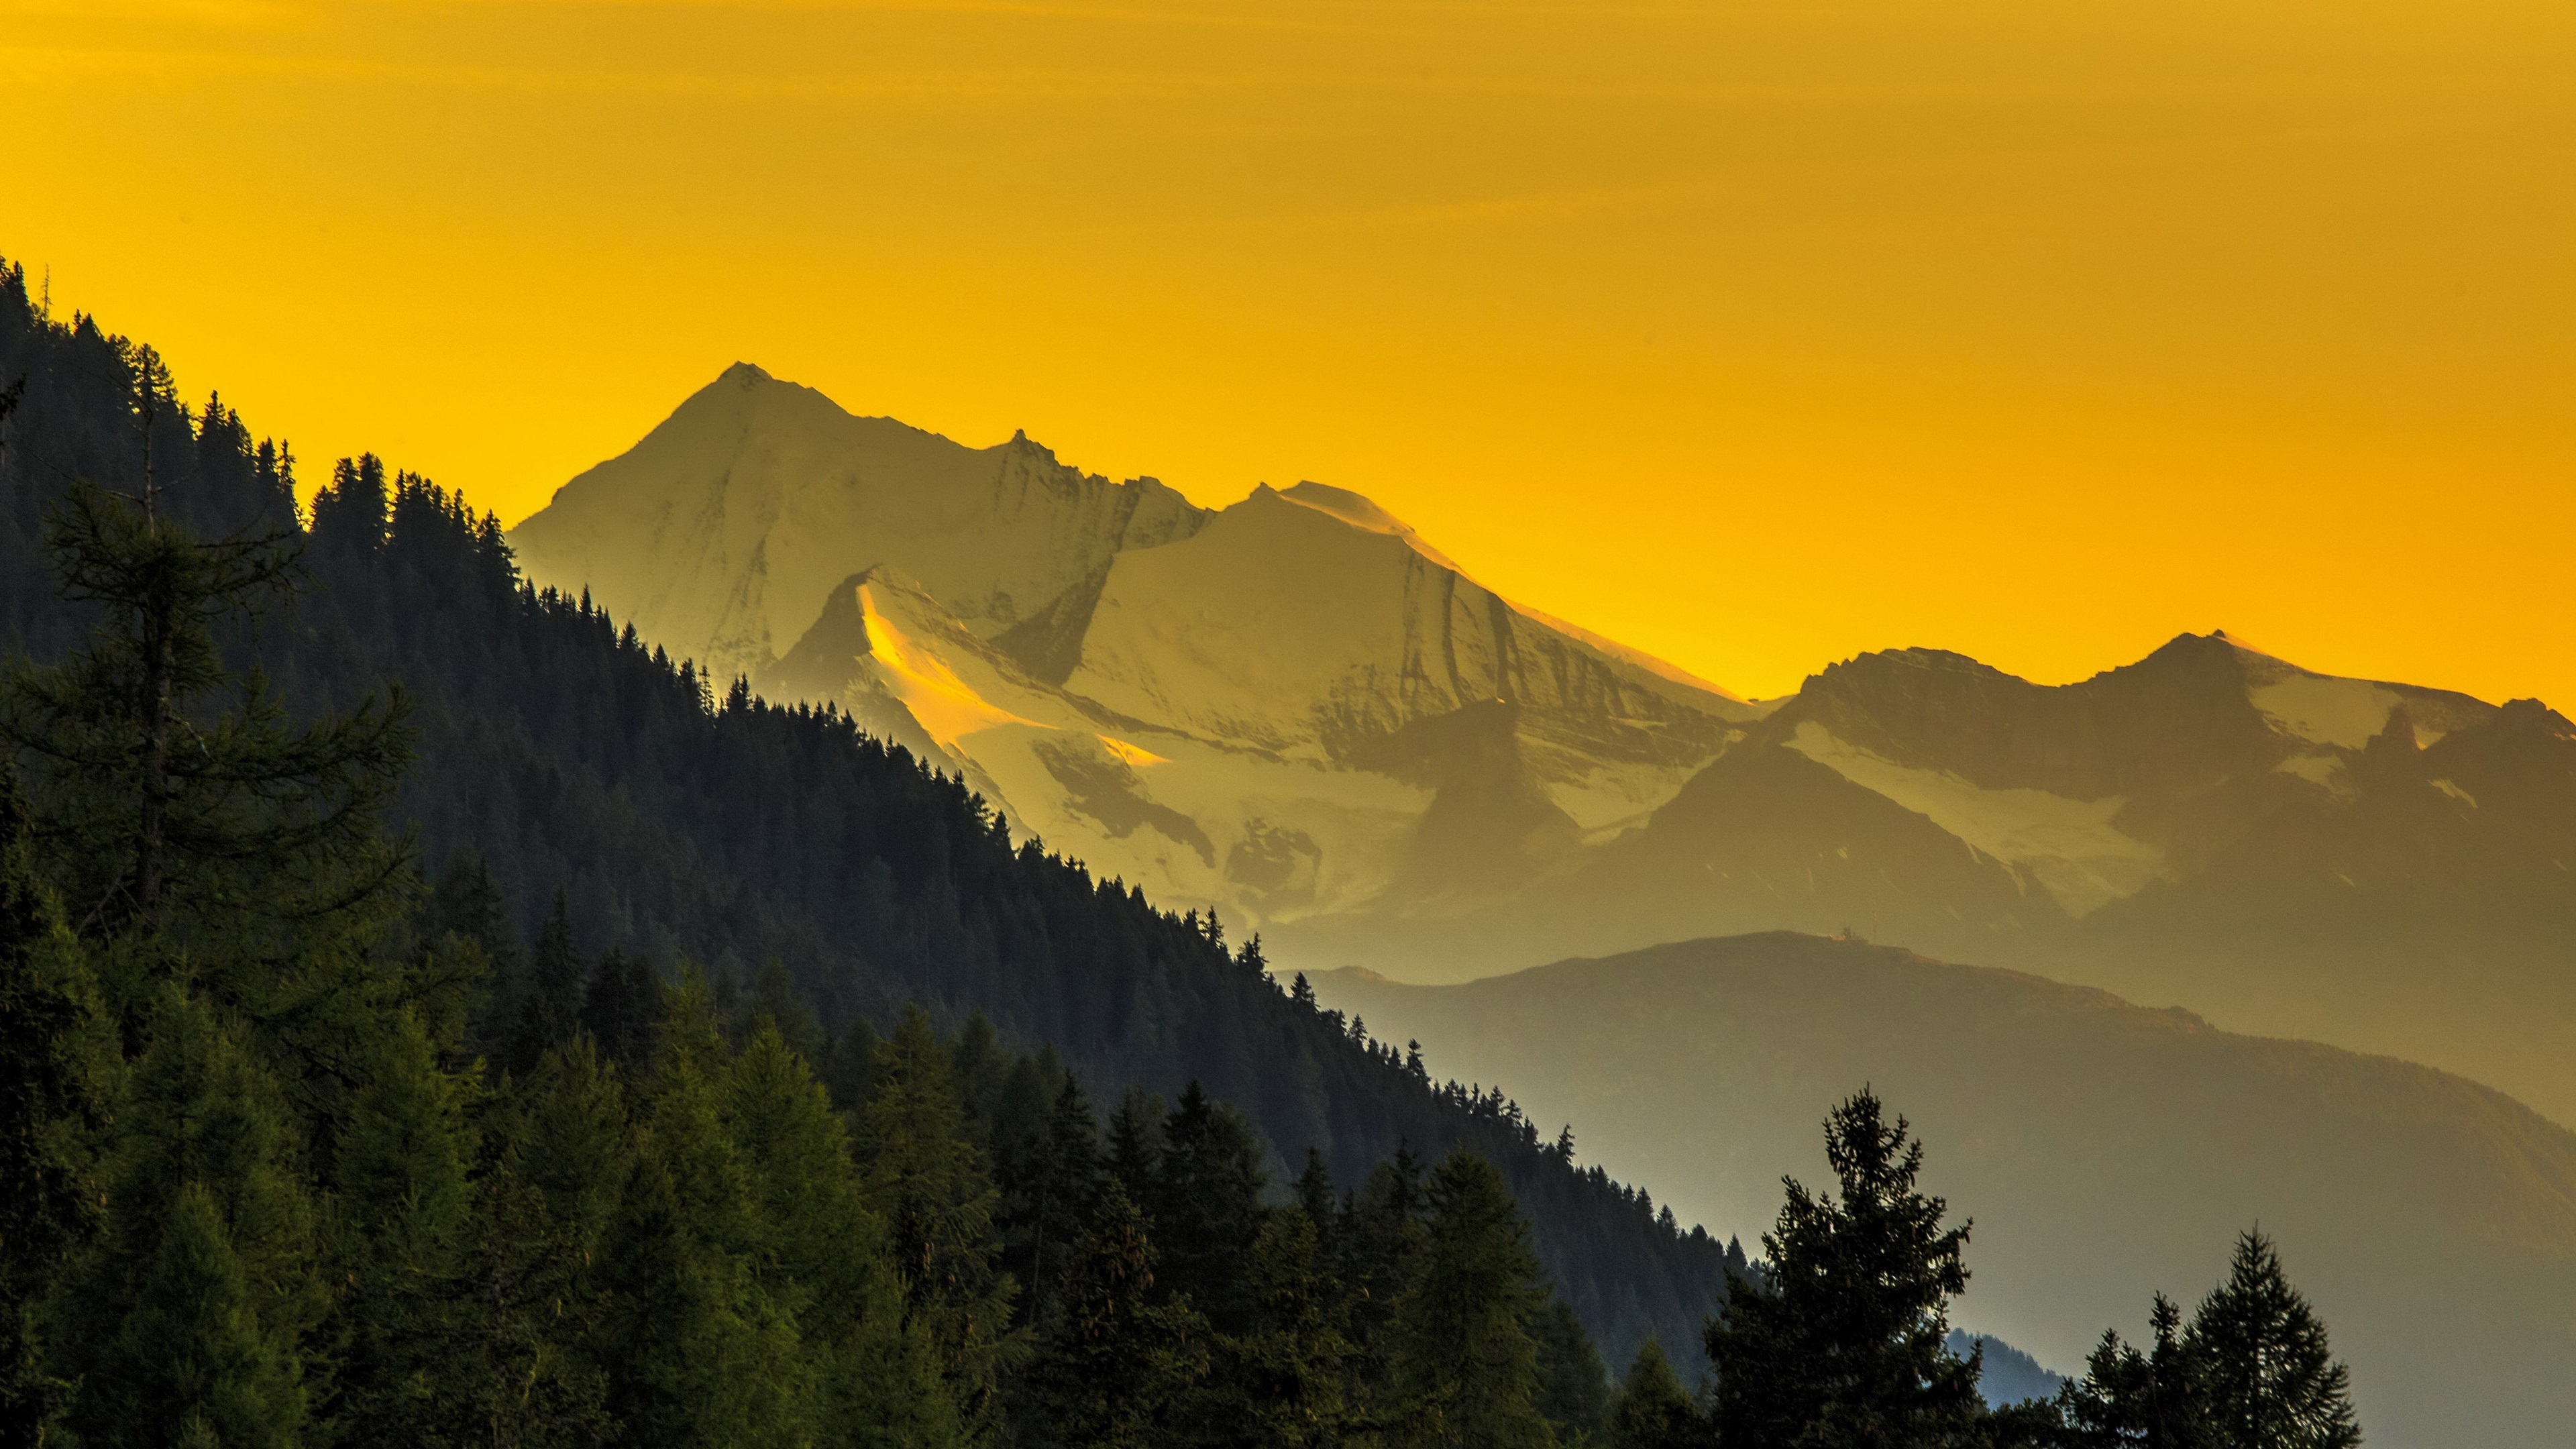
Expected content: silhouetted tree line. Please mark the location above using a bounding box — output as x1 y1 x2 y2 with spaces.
0 260 2363 1448
0 256 1731 1372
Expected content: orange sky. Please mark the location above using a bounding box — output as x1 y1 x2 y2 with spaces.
5 0 2571 706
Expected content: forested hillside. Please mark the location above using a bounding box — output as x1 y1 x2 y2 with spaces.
0 258 1731 1372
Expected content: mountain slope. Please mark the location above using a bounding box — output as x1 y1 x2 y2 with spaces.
1283 635 2576 1124
0 268 1732 1374
1311 933 2576 1449
511 368 1759 925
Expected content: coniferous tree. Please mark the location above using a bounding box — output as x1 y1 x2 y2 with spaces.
1026 1180 1209 1449
1014 1076 1107 1332
1607 1341 1702 1449
1224 1205 1350 1449
860 1004 1018 1440
1152 1082 1271 1336
1534 1295 1611 1447
601 971 807 1447
2057 1294 2210 1449
1704 1089 1983 1449
1341 1145 1430 1434
0 481 409 970
477 1038 628 1448
510 894 584 1077
727 1021 958 1449
0 767 106 1446
50 988 321 1449
1387 1150 1556 1449
2186 1233 2359 1449
324 1006 480 1448
584 946 661 1071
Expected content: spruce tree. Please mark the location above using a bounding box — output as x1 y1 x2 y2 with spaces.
727 1021 959 1449
2187 1232 2360 1449
1224 1204 1350 1449
1607 1340 1703 1449
0 767 106 1446
50 988 321 1449
324 1006 480 1448
477 1037 629 1447
510 894 584 1077
2057 1295 2210 1449
1387 1150 1556 1449
0 481 409 969
857 1004 1018 1440
1152 1081 1271 1335
601 971 807 1447
1534 1295 1612 1447
1026 1179 1210 1449
1704 1089 1984 1449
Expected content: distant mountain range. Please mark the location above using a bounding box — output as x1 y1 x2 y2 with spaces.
1309 933 2576 1449
513 365 2576 1126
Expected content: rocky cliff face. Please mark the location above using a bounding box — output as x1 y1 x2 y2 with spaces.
513 366 2576 1126
511 367 1756 928
509 363 1207 686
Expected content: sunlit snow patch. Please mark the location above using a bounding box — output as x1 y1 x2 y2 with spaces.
859 583 1045 747
1785 722 2163 917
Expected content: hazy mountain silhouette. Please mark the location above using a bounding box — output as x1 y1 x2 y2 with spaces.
1311 932 2576 1449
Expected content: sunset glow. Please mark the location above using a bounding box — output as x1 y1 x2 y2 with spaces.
6 0 2569 704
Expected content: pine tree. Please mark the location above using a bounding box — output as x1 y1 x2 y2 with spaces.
0 767 107 1446
2187 1232 2360 1449
324 1006 480 1448
726 1020 959 1449
1152 1081 1271 1335
50 988 321 1449
1607 1340 1703 1449
1704 1089 1984 1449
583 946 661 1071
857 1004 1018 1440
476 1037 629 1448
1016 1075 1106 1332
1224 1204 1350 1449
1534 1295 1612 1447
510 893 584 1077
2057 1295 2210 1449
1342 1144 1430 1433
601 971 808 1448
1387 1150 1556 1449
0 481 410 964
1026 1179 1210 1449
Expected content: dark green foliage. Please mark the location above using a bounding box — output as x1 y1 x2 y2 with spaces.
1150 1083 1272 1336
0 260 2372 1449
1534 1295 1611 1447
1389 1151 1557 1449
2186 1234 2360 1449
1704 1089 1984 1449
861 1006 1019 1439
1607 1342 1702 1449
52 989 321 1449
1026 1181 1210 1448
324 1008 480 1448
1223 1205 1348 1449
0 480 409 961
0 767 105 1444
2056 1295 2208 1449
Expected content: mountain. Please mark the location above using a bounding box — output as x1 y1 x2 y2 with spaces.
517 368 2576 1127
1283 635 2576 1124
0 272 1732 1375
513 364 1761 928
1309 933 2576 1449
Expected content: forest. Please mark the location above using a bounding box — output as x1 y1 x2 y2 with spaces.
0 260 2360 1447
